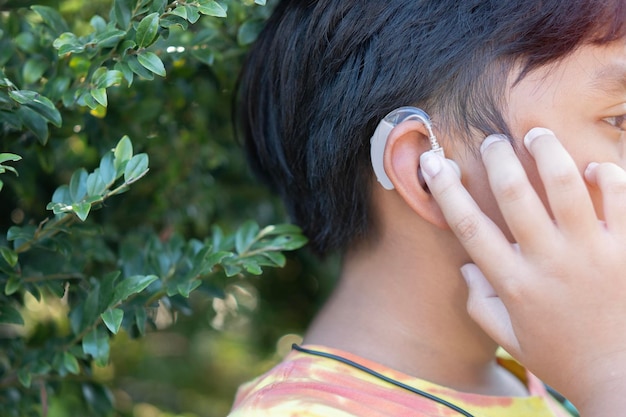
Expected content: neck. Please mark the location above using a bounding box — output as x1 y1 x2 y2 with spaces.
304 224 527 396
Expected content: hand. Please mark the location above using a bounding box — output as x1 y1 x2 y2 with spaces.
420 128 626 414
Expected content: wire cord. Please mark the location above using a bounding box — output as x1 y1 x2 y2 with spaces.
291 344 476 417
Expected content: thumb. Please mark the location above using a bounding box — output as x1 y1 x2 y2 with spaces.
460 264 520 355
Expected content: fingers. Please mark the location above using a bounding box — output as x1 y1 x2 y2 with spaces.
420 151 518 271
480 134 557 251
460 264 520 355
524 128 598 236
585 161 626 234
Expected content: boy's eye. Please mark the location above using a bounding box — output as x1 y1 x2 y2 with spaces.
604 115 626 131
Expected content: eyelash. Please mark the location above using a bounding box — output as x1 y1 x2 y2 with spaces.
604 115 626 131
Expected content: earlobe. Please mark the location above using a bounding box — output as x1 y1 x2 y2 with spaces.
383 120 449 229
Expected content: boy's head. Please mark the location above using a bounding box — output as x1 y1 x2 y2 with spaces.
237 0 626 256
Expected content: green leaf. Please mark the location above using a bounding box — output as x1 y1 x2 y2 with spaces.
46 202 70 215
235 220 260 254
53 32 85 55
81 283 101 331
99 151 116 184
242 259 263 275
78 90 99 109
17 368 31 388
112 274 158 304
101 308 123 334
14 32 36 54
86 170 106 197
92 68 123 89
90 15 107 32
103 70 123 87
0 153 20 179
134 306 147 336
16 106 48 144
176 280 201 298
51 184 71 205
171 6 187 20
259 223 303 236
271 234 308 251
137 51 166 77
123 153 149 183
22 57 47 84
45 75 71 101
69 168 88 202
82 327 109 366
113 135 133 173
91 88 107 107
127 55 154 80
0 153 20 164
0 304 23 325
237 19 264 46
135 12 160 48
194 249 230 277
197 0 227 17
100 271 120 310
114 61 134 86
112 0 133 29
222 262 242 277
184 5 201 23
91 67 107 85
262 251 286 267
63 352 80 374
118 39 137 56
7 225 35 242
190 47 214 66
148 0 166 13
159 14 189 30
72 202 91 221
4 276 20 295
0 246 18 267
31 5 69 35
9 90 62 127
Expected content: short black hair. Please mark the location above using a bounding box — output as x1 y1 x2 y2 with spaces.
237 0 626 256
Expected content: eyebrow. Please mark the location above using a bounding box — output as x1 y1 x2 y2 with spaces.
590 62 626 96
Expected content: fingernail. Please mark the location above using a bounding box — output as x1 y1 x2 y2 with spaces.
420 150 443 181
584 161 599 180
480 134 508 154
460 264 474 286
524 127 555 149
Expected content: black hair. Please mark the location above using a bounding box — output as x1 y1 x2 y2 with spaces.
237 0 626 256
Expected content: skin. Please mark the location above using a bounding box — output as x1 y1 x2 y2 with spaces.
304 39 626 413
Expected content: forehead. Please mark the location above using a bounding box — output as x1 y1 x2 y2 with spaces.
513 41 626 102
590 59 626 97
502 40 626 137
564 40 626 90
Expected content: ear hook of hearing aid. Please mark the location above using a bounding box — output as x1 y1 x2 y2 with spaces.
370 106 458 190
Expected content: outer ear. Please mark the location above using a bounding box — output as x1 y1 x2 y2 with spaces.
383 120 448 229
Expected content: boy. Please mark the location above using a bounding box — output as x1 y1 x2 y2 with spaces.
230 0 626 415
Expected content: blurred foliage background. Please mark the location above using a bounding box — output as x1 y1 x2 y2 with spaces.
0 0 338 416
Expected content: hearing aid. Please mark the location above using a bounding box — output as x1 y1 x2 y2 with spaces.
370 106 460 190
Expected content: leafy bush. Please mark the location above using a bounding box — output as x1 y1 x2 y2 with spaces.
0 1 316 416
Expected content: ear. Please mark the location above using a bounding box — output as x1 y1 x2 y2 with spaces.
383 120 448 229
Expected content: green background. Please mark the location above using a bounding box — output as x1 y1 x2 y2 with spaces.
0 0 338 415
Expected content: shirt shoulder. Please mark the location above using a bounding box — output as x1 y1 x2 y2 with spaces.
228 345 575 417
228 347 439 417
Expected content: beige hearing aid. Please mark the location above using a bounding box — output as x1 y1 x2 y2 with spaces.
370 106 460 190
